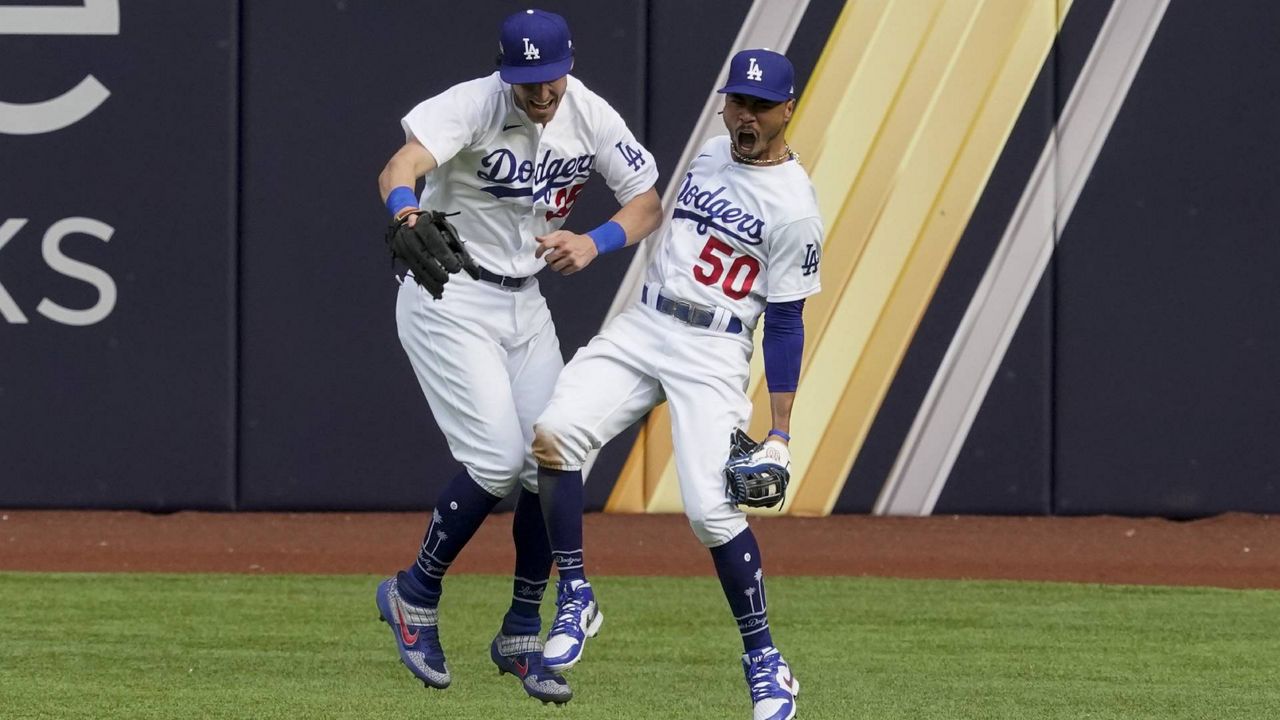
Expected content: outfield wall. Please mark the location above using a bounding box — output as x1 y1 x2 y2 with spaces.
2 0 1276 516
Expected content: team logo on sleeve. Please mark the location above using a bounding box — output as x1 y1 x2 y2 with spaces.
615 141 646 171
802 243 820 276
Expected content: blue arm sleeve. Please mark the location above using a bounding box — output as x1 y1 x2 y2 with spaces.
763 299 805 393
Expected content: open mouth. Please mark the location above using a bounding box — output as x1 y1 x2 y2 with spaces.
735 128 758 153
529 97 556 112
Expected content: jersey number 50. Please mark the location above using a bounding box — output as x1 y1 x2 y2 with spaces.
692 236 760 300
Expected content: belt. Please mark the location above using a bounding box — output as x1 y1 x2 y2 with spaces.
642 285 744 334
476 266 530 289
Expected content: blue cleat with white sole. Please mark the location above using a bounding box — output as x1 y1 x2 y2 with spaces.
542 579 602 672
743 646 799 720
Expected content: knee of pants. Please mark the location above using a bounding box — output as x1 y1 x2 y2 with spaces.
465 449 526 498
517 462 540 494
532 419 588 470
687 510 749 548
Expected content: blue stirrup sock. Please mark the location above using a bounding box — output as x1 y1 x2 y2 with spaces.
502 487 552 636
397 470 502 608
709 527 775 652
537 467 587 583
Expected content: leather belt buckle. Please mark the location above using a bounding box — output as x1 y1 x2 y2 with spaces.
671 298 697 325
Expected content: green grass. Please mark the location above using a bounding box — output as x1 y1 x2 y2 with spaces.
1 573 1277 719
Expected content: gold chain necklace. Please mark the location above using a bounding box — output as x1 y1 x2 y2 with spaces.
730 143 798 166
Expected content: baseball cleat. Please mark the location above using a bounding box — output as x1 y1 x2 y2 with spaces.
491 633 573 704
375 577 451 689
542 578 603 672
743 646 799 720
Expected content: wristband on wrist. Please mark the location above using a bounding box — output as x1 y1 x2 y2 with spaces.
386 186 419 219
586 220 626 254
768 429 791 442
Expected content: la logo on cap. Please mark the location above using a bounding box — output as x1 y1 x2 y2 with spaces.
523 37 540 60
746 57 763 81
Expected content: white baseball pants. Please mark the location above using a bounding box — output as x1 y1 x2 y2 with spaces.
396 275 563 496
534 303 755 547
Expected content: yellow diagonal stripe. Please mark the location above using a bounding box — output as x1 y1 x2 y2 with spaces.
790 0 1061 515
608 0 1070 516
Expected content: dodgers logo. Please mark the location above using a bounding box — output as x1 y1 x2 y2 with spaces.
477 148 595 203
522 38 540 60
746 57 763 82
673 172 765 245
802 243 819 276
615 141 645 171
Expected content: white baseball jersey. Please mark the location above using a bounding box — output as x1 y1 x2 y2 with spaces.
535 137 824 545
396 72 657 496
645 135 822 329
403 72 659 277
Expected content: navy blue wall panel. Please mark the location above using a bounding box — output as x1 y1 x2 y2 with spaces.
237 1 650 510
0 1 237 509
936 275 1054 515
1054 0 1280 515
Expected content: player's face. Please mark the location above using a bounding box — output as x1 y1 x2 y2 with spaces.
513 76 569 125
723 94 795 159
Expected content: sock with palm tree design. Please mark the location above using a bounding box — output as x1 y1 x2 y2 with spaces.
397 470 502 608
709 527 774 653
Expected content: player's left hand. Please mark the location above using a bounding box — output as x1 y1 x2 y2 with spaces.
386 210 481 300
536 230 598 275
723 429 792 509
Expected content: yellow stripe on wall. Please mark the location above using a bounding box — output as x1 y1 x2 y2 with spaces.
607 0 1070 516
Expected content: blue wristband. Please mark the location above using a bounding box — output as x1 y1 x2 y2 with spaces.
586 221 626 254
768 429 791 442
386 186 419 218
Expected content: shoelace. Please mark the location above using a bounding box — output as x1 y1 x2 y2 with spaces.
747 656 787 703
550 588 588 636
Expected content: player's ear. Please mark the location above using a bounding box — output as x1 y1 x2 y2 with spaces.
783 99 797 123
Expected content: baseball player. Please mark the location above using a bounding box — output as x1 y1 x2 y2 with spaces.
532 50 819 720
373 9 662 705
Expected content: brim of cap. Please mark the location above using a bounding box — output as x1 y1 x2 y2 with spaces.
500 56 573 85
717 84 792 102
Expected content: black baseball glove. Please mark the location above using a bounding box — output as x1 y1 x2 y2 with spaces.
385 210 481 299
723 428 791 509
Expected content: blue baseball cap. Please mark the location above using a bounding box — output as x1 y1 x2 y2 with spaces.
499 9 574 85
717 49 795 102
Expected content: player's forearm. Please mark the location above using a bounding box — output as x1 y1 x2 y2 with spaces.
378 161 417 204
761 299 805 444
609 188 663 247
577 188 661 258
768 391 796 441
378 141 439 205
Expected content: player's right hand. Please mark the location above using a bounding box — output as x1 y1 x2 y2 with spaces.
536 230 598 275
